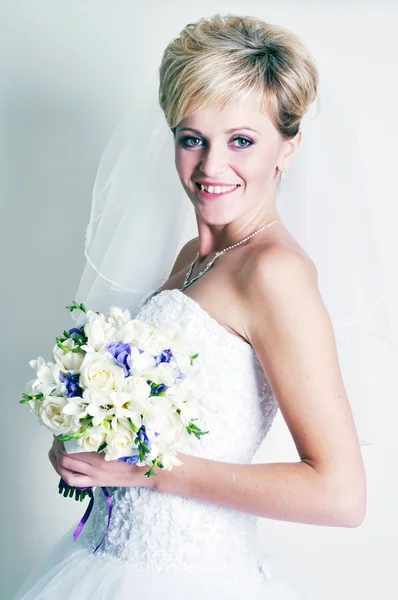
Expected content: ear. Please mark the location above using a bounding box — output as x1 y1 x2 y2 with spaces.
277 130 302 171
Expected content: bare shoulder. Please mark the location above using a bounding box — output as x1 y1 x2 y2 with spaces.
239 241 319 326
239 241 325 362
168 237 200 278
240 241 322 364
243 241 318 292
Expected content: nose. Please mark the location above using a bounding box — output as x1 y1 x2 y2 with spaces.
199 144 226 178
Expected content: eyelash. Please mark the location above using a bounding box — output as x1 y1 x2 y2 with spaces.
179 135 254 149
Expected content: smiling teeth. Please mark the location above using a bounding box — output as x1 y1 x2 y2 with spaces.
200 184 238 194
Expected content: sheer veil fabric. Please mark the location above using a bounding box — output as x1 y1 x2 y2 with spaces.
74 64 397 449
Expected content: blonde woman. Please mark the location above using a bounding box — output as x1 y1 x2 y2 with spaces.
15 13 382 600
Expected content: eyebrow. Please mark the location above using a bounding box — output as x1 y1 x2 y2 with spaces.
178 126 261 135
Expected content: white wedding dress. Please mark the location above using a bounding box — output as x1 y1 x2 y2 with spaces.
13 289 303 599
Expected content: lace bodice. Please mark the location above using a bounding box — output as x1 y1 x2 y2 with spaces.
79 289 279 587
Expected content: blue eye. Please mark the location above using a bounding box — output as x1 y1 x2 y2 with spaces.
179 136 203 148
232 136 253 148
178 135 254 149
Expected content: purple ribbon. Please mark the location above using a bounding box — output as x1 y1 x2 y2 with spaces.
60 480 113 553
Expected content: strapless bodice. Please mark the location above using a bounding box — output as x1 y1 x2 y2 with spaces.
79 289 279 588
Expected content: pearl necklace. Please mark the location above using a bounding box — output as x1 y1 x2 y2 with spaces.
181 219 281 291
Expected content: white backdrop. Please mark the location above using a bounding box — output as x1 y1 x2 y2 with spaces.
1 1 398 598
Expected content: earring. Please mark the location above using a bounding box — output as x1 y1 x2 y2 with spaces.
279 164 287 181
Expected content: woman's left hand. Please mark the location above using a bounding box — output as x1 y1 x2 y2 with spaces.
48 436 155 490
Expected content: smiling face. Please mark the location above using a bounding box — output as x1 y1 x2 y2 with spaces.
174 94 299 227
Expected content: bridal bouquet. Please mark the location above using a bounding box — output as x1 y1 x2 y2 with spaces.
20 301 208 508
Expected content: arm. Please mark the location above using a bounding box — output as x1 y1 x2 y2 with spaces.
151 245 367 528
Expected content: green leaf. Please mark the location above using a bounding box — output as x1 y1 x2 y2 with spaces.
190 352 199 365
128 419 139 433
56 339 69 352
58 431 85 441
144 466 156 477
97 442 107 453
186 422 209 439
66 301 88 314
189 423 201 431
20 392 44 404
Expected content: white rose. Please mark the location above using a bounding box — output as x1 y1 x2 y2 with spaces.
52 339 85 374
38 395 72 434
145 362 178 386
119 320 165 354
161 325 192 353
170 350 191 373
76 426 107 452
107 306 132 328
141 332 171 355
141 396 175 433
80 353 125 392
104 421 135 461
157 412 185 445
165 377 199 403
28 357 61 396
122 376 151 402
83 311 116 352
62 396 90 420
128 347 156 377
107 390 143 427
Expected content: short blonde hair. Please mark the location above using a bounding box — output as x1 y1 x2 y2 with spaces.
159 14 319 139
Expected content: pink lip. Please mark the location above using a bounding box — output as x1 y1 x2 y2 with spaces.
195 181 241 187
195 183 240 201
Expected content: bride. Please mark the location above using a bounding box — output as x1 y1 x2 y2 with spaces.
13 13 391 599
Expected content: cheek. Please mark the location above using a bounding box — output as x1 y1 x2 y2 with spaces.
175 149 196 179
236 150 278 186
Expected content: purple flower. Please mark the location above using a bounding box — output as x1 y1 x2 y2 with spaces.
67 327 87 344
176 368 186 381
118 455 140 466
68 327 85 337
147 381 168 396
108 342 132 377
154 348 173 366
138 425 151 451
60 372 83 398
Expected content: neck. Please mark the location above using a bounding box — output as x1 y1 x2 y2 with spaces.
195 208 281 260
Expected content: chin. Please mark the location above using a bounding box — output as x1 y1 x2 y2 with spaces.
195 208 241 227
